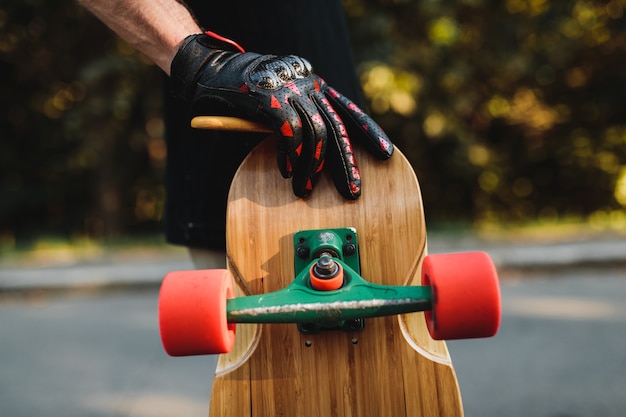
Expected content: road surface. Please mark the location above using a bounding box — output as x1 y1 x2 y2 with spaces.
1 266 625 417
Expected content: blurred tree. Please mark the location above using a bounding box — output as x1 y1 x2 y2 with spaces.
1 0 625 250
0 0 164 249
344 0 626 230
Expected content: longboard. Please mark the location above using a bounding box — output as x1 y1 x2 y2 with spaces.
159 116 501 417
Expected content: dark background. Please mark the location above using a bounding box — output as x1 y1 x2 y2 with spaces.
2 0 625 250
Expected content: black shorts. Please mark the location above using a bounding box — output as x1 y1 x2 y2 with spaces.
163 0 363 249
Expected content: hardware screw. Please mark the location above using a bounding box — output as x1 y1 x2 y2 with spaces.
296 245 310 259
347 319 361 330
343 243 356 256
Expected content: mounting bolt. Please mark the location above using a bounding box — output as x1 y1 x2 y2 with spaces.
347 319 362 331
296 245 310 259
343 243 356 256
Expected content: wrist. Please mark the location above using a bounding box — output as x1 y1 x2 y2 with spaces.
160 30 201 74
169 32 246 102
170 34 201 102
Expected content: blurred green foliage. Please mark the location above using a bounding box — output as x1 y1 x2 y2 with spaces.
1 0 164 249
1 0 625 249
345 0 626 231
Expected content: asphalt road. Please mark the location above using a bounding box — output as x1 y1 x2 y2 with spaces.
1 266 625 417
448 266 626 417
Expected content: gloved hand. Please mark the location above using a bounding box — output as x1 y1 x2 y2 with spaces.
170 31 393 199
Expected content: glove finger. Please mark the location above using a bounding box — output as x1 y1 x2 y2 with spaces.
289 99 328 198
312 91 362 200
260 92 304 179
320 79 393 160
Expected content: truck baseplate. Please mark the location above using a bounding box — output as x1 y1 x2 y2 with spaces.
225 228 432 334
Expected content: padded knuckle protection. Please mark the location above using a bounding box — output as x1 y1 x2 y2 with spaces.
248 55 313 90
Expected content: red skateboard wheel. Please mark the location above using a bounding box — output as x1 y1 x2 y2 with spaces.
159 269 236 356
422 252 501 340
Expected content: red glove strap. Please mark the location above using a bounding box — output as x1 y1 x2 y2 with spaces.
204 30 246 53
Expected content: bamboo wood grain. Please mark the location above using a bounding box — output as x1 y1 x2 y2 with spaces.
198 117 463 417
191 116 272 133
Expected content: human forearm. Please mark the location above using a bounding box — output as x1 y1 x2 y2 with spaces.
78 0 202 74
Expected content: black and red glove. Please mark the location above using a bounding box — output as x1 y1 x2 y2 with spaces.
170 32 393 199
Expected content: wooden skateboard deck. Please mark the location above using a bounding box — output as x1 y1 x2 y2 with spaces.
206 120 464 416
